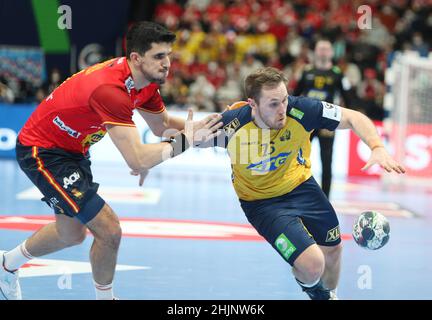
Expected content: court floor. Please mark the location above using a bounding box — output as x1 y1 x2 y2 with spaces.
1 158 431 300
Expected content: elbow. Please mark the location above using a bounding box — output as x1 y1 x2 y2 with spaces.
151 128 165 137
151 122 170 137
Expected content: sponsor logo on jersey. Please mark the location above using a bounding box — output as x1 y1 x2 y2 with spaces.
124 76 135 94
63 172 80 189
71 188 84 199
49 197 59 206
289 108 304 120
81 129 107 147
326 226 341 242
275 233 297 261
321 101 341 121
246 152 291 173
53 116 81 138
223 118 241 136
279 129 291 142
63 171 80 189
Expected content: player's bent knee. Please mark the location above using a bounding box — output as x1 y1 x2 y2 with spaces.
58 229 87 246
300 259 325 283
104 222 122 249
294 246 325 282
88 204 122 249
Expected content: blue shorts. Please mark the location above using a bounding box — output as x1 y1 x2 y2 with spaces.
16 140 105 224
240 176 341 266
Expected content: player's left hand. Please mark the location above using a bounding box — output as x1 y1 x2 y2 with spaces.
362 147 406 174
130 168 149 186
184 109 223 147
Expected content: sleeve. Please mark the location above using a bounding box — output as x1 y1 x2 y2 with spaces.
287 96 341 132
136 87 166 114
200 102 252 149
89 84 136 127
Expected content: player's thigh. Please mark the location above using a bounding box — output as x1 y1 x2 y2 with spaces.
294 178 341 246
241 200 316 266
16 143 105 224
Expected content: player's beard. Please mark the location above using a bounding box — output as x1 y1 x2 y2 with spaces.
142 68 169 85
271 116 286 129
256 108 286 130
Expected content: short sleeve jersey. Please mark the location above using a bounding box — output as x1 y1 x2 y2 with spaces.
18 57 165 154
218 96 342 201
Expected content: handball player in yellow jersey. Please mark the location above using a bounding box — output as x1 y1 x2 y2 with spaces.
201 67 405 300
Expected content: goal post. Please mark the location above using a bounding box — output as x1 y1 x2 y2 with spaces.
383 53 432 188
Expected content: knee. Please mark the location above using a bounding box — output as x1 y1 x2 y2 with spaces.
94 207 122 249
58 229 87 247
105 222 122 249
295 251 325 283
302 258 325 283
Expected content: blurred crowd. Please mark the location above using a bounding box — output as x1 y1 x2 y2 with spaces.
156 0 432 120
2 0 431 121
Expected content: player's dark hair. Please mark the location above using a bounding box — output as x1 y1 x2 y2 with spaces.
126 21 176 58
244 67 288 102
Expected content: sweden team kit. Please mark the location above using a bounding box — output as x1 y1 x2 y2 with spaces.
215 96 343 265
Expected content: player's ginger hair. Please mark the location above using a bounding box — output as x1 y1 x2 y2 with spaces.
244 67 288 102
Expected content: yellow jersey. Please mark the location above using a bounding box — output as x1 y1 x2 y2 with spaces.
216 96 341 201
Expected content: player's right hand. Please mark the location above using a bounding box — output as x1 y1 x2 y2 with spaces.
185 108 223 147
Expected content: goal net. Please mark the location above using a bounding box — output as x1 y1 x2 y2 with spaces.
383 53 432 188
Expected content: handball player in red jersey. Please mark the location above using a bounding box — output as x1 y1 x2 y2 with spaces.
0 21 222 300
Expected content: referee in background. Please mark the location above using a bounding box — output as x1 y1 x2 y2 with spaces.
293 39 355 199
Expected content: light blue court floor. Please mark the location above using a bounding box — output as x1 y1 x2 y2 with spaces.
1 158 431 300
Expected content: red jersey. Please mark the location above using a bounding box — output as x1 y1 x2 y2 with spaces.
18 57 165 154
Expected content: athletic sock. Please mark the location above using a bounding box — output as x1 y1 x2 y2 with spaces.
3 240 34 272
94 280 114 300
296 277 320 288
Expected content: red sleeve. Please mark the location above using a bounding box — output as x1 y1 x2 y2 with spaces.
89 84 136 127
136 87 166 114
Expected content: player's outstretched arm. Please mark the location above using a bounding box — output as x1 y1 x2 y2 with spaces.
336 108 406 174
138 109 185 138
107 109 222 185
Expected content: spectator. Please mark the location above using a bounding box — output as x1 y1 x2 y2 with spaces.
215 77 243 112
47 68 63 95
188 74 216 111
357 68 385 121
337 56 362 88
239 53 264 84
154 0 184 27
411 32 429 57
0 77 15 103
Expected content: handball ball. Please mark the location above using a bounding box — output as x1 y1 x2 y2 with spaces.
352 211 390 250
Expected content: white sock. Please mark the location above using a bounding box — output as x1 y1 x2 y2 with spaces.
94 280 114 300
298 277 320 288
3 240 34 272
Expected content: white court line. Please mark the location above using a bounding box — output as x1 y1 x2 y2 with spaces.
16 186 161 204
0 251 150 278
